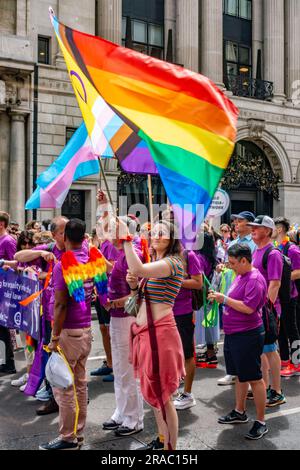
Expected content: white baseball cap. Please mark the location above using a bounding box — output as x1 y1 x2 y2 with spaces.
247 215 275 230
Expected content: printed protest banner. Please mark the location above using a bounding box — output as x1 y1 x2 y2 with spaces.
0 269 40 340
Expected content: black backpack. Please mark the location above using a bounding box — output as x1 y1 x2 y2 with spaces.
281 242 300 299
183 250 203 310
262 245 291 305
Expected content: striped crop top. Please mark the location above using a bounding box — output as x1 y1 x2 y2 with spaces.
144 256 184 306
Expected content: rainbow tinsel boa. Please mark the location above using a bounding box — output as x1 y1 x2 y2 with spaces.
61 246 108 305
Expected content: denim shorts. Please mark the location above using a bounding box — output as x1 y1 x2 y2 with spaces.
263 342 278 354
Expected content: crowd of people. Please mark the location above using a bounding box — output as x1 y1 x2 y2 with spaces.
1 194 300 450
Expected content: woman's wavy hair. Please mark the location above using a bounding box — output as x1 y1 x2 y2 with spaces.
17 230 35 251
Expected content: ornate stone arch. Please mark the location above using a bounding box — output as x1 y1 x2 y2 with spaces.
236 125 292 183
296 161 300 184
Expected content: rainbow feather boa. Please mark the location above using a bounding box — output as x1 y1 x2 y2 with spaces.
61 246 108 305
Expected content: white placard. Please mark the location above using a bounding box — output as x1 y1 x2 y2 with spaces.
207 189 230 218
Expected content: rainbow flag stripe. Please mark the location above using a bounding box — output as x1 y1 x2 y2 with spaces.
50 10 238 245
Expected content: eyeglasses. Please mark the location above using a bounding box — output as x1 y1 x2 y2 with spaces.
221 229 229 233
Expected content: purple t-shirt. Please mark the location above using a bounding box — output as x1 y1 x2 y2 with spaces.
196 253 212 278
101 240 119 262
253 243 283 314
224 269 267 335
53 248 93 329
0 233 16 260
108 248 143 318
286 244 300 299
34 243 65 322
173 251 202 316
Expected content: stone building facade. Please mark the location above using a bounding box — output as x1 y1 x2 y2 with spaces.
0 0 300 230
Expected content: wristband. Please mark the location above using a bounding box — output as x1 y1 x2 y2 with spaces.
51 335 60 342
131 286 139 292
223 295 228 305
120 235 134 243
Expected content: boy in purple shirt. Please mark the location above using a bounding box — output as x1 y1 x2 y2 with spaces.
173 251 202 411
90 232 118 380
249 215 286 408
39 219 93 451
14 216 68 415
209 244 268 441
274 217 300 377
0 211 17 375
97 191 144 437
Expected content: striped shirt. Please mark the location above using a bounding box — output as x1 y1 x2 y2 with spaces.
145 256 184 306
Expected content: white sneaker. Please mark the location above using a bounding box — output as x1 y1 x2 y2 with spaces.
11 373 28 387
174 393 196 410
19 383 27 392
217 375 236 386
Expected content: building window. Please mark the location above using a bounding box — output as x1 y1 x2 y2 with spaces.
225 41 251 78
223 0 252 20
38 36 50 64
122 17 164 59
66 127 77 144
62 190 85 221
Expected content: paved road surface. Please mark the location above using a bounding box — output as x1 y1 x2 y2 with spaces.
1 319 300 450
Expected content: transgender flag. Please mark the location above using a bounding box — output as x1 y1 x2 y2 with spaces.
25 123 100 209
26 116 158 210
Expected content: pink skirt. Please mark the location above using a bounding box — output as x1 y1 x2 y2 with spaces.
130 313 185 409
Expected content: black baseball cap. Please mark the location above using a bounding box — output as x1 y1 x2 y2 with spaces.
231 211 256 222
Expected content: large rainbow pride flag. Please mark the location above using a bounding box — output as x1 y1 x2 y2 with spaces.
50 9 238 245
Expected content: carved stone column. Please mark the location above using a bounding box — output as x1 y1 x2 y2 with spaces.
9 112 26 227
201 0 223 87
97 0 122 44
176 0 199 72
285 0 300 101
252 0 263 78
264 0 285 102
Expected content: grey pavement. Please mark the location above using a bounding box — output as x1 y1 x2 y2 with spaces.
1 319 300 450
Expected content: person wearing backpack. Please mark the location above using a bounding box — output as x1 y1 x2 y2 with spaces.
274 217 300 377
249 216 286 408
173 250 203 411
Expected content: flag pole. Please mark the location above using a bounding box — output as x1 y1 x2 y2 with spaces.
147 174 154 225
98 157 114 211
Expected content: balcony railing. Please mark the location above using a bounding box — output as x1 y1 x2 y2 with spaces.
225 74 274 101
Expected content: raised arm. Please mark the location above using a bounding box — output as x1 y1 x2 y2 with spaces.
123 241 172 278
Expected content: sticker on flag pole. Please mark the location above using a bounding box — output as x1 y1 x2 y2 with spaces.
207 189 230 218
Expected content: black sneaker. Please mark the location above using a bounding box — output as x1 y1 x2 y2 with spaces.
39 437 79 450
266 389 286 408
137 437 164 451
102 419 120 430
115 426 143 437
0 364 16 375
245 421 269 440
218 410 249 425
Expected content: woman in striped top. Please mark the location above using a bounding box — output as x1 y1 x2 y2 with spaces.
120 219 185 450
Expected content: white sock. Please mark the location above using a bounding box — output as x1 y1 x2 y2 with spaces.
256 420 266 426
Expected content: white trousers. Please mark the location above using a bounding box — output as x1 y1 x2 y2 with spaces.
110 316 144 430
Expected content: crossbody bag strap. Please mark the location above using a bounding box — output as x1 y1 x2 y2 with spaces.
143 282 173 451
